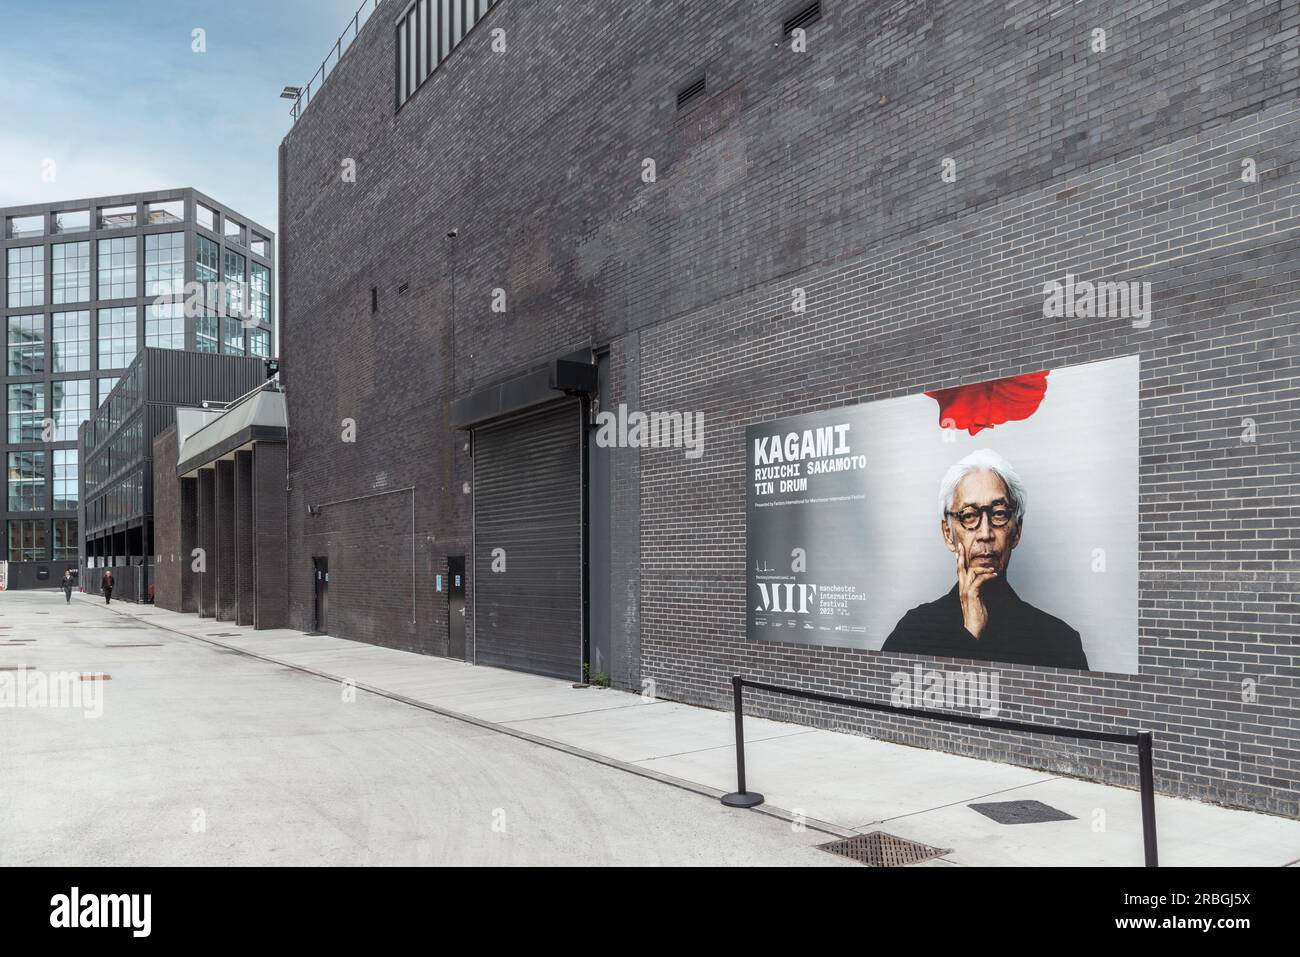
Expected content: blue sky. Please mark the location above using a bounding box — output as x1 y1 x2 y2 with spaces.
0 0 365 234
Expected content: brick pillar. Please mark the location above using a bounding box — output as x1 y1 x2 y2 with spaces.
197 469 216 617
253 443 288 629
214 459 236 622
234 451 254 627
180 476 198 613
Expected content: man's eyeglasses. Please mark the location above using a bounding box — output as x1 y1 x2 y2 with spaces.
946 504 1017 530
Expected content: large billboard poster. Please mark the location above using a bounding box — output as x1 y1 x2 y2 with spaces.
746 355 1139 673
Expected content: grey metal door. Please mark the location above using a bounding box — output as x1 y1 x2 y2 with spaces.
473 401 583 680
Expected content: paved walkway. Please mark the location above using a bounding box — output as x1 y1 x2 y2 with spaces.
20 591 1300 865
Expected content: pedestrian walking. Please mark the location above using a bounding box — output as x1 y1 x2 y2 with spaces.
61 569 74 603
101 569 114 605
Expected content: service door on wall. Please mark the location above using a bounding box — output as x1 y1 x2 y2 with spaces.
472 401 584 680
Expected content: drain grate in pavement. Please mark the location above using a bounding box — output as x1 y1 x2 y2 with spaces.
206 633 241 638
104 643 165 648
818 831 952 867
968 800 1077 825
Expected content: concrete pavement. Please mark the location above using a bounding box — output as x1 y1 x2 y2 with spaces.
6 589 1300 866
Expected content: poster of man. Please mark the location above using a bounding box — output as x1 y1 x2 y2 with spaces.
745 355 1139 673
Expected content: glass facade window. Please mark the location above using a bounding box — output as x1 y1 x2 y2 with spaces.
250 262 271 323
146 301 185 350
145 232 185 297
196 235 220 306
52 311 91 373
223 317 245 356
251 234 269 257
7 315 44 376
52 378 90 442
197 203 216 231
98 204 136 229
53 449 78 510
249 327 270 359
53 518 77 560
7 451 46 511
98 237 138 300
195 310 219 353
8 519 46 561
7 383 45 443
53 209 90 234
146 199 185 225
224 248 246 318
224 218 245 246
98 377 119 406
7 214 43 239
52 241 91 304
7 245 44 307
97 307 137 369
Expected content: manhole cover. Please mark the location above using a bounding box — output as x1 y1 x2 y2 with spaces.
819 831 951 867
968 800 1077 825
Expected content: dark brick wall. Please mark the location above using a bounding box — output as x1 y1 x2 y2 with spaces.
152 427 183 612
253 443 289 629
214 460 236 622
197 469 216 618
235 451 255 627
281 0 1300 814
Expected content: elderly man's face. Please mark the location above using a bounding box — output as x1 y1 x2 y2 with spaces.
941 469 1021 576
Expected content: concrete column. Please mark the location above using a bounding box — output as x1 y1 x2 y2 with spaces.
179 477 198 613
234 451 254 627
214 459 236 622
197 469 216 617
253 443 288 629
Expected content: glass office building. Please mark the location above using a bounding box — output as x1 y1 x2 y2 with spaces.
0 189 274 588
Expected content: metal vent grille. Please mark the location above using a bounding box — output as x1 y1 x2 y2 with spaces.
784 1 822 36
969 800 1077 825
819 831 951 866
676 75 706 110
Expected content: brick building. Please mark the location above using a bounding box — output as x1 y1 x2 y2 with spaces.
278 0 1300 815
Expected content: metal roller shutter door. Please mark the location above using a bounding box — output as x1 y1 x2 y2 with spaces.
473 401 583 680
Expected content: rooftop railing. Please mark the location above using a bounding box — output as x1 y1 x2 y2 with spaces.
289 0 385 124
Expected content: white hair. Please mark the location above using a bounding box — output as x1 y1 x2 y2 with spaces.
939 448 1027 523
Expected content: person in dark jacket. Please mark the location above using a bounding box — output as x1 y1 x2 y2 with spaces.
61 570 74 603
101 569 114 605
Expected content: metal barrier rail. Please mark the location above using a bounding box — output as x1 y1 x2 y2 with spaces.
721 674 1159 866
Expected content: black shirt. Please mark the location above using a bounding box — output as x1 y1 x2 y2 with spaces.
881 581 1089 670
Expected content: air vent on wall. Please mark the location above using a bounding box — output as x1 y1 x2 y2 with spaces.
676 74 707 110
397 281 410 295
783 1 823 36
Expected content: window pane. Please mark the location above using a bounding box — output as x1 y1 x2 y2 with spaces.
98 377 120 406
7 315 44 376
224 248 246 319
146 301 185 350
53 518 78 560
7 383 45 443
52 241 91 304
196 235 221 307
97 237 138 300
222 317 246 356
7 214 43 239
7 451 46 511
249 328 270 358
146 199 185 225
52 312 91 373
7 246 44 307
98 204 136 229
398 19 408 102
197 203 216 231
54 449 79 509
97 307 138 370
53 209 90 234
251 233 270 257
195 307 219 354
8 519 48 561
144 232 185 297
